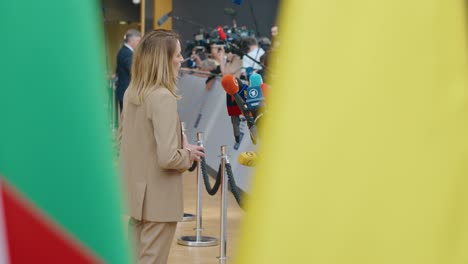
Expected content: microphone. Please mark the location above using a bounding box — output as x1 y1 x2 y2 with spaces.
226 92 242 145
221 74 239 95
249 73 263 87
221 76 254 122
157 11 172 26
221 75 250 118
217 26 227 42
223 76 248 145
226 94 242 116
245 73 265 110
221 74 258 144
223 75 242 145
238 151 258 167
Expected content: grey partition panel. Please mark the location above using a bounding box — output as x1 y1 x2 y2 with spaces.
177 74 256 192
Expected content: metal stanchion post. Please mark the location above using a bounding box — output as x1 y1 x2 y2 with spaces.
217 145 228 263
177 133 218 247
181 122 196 222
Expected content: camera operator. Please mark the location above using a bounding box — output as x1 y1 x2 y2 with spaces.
241 37 265 78
188 46 206 69
191 44 243 90
212 45 242 77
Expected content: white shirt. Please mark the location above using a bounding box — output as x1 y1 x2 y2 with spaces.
242 47 265 71
124 43 134 53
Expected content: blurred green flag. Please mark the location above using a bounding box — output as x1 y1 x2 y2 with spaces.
0 1 129 263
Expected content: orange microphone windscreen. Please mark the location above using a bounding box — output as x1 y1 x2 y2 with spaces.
221 74 239 95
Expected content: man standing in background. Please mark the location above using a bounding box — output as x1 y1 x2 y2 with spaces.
115 29 141 111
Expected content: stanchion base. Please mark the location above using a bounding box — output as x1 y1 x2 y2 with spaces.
177 235 218 247
181 213 196 222
217 256 228 264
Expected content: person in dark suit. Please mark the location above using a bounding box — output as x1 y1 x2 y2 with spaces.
116 29 141 111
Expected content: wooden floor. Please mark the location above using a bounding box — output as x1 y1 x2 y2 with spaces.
168 169 244 264
122 168 244 263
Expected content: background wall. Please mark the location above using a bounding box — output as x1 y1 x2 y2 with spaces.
102 0 140 22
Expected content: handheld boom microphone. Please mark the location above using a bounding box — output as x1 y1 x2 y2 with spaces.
157 11 172 26
156 11 207 28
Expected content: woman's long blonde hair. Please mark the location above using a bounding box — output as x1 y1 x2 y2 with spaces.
126 29 180 104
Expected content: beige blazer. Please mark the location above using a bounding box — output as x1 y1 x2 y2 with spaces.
120 87 191 222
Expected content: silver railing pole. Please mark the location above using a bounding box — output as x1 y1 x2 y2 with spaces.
195 132 204 238
218 145 228 263
177 132 218 247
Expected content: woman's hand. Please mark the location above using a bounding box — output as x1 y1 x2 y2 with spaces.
183 134 205 162
185 144 205 162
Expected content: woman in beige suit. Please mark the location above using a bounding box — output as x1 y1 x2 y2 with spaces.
120 29 205 264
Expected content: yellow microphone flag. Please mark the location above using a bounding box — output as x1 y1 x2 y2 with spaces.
235 1 468 264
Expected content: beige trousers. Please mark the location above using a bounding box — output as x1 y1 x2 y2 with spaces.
129 218 178 264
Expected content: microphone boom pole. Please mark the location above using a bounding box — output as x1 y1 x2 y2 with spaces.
157 11 209 29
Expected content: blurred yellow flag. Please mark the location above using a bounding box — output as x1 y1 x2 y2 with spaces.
235 1 468 264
